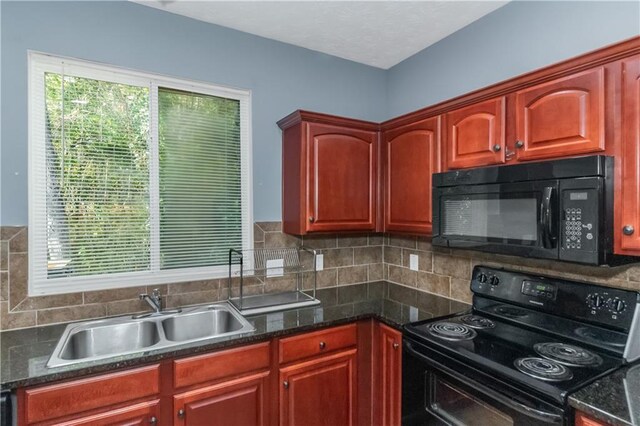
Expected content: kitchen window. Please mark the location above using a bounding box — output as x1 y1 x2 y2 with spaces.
28 52 253 296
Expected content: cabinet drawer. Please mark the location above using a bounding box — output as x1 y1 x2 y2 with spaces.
24 364 160 424
279 324 357 364
174 342 271 388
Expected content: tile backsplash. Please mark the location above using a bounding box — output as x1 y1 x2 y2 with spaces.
1 223 639 331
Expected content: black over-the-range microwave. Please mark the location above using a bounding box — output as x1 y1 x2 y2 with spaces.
432 155 635 266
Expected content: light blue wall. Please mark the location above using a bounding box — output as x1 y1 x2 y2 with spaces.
387 1 640 118
0 1 387 225
3 1 639 225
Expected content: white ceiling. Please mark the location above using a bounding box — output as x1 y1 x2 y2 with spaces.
132 1 509 69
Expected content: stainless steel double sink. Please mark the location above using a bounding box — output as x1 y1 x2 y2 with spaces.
47 303 255 368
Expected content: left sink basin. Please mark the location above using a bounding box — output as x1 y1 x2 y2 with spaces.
59 321 160 360
47 302 255 368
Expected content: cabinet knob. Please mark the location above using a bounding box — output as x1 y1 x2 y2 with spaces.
178 408 185 418
393 342 399 350
623 225 635 236
493 144 502 152
319 341 326 350
515 140 524 148
283 380 289 389
149 416 157 425
309 216 315 223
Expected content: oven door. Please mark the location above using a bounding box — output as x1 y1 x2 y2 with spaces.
432 180 559 260
402 338 566 426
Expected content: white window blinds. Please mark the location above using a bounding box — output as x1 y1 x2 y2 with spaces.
29 53 252 296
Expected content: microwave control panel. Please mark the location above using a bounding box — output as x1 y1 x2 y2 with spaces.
559 177 602 263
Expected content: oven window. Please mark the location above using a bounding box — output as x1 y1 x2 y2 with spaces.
431 376 514 426
442 196 538 242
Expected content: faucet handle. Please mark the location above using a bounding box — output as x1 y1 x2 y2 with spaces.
151 288 161 298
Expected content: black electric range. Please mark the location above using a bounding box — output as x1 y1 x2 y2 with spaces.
402 266 640 425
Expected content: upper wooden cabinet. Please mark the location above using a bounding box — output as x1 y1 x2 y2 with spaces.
445 97 506 169
383 116 440 234
619 55 640 255
514 67 606 161
279 111 379 235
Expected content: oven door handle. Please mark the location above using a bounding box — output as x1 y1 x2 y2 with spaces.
404 341 564 425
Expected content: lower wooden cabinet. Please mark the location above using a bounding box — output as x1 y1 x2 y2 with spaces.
19 321 401 426
279 349 357 426
173 372 270 426
374 324 402 426
574 411 607 426
51 400 160 426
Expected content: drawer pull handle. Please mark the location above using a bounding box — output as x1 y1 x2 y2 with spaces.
178 408 185 418
319 341 326 350
623 225 635 236
493 144 502 152
309 216 315 223
283 380 289 389
393 342 399 350
149 416 157 425
515 140 524 148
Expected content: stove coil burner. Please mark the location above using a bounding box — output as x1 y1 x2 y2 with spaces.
534 343 603 367
514 357 574 382
494 305 529 318
460 315 495 329
428 322 477 341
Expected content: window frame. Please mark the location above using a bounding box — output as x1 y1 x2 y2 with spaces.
28 51 253 296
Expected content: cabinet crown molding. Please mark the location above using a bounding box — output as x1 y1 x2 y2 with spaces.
277 109 379 131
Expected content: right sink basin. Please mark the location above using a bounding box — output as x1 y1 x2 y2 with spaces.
162 305 253 342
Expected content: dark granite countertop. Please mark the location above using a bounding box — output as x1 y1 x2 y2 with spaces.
570 363 640 426
0 281 468 390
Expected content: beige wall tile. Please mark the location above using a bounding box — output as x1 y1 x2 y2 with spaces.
105 299 148 317
629 267 640 282
0 272 7 301
433 253 471 280
37 304 106 326
368 263 383 281
450 278 473 303
265 232 301 248
338 265 368 285
383 246 402 266
165 290 220 309
1 301 36 330
387 265 417 287
322 248 354 268
0 227 25 241
417 272 450 296
84 286 147 304
338 235 368 247
387 235 417 249
254 224 265 243
368 234 384 246
417 237 432 251
13 293 84 311
167 280 220 295
304 234 338 249
8 253 28 310
256 222 281 232
303 269 338 289
354 246 382 265
9 228 27 253
0 242 7 272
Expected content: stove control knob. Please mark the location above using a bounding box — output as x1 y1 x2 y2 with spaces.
609 298 626 313
490 275 500 286
478 273 488 283
588 294 604 308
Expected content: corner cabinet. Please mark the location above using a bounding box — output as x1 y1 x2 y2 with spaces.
514 67 606 161
279 111 379 235
382 116 441 234
619 55 640 255
445 97 506 169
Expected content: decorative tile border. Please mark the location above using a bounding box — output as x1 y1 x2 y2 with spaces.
1 223 638 331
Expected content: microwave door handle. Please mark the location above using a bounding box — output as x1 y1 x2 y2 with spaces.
403 341 563 424
540 187 556 249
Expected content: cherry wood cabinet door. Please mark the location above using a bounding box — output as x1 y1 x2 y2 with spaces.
50 400 160 426
173 371 270 426
619 56 640 254
383 116 440 234
445 97 506 169
374 324 402 426
514 67 606 161
306 123 378 233
279 349 357 426
574 411 607 426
